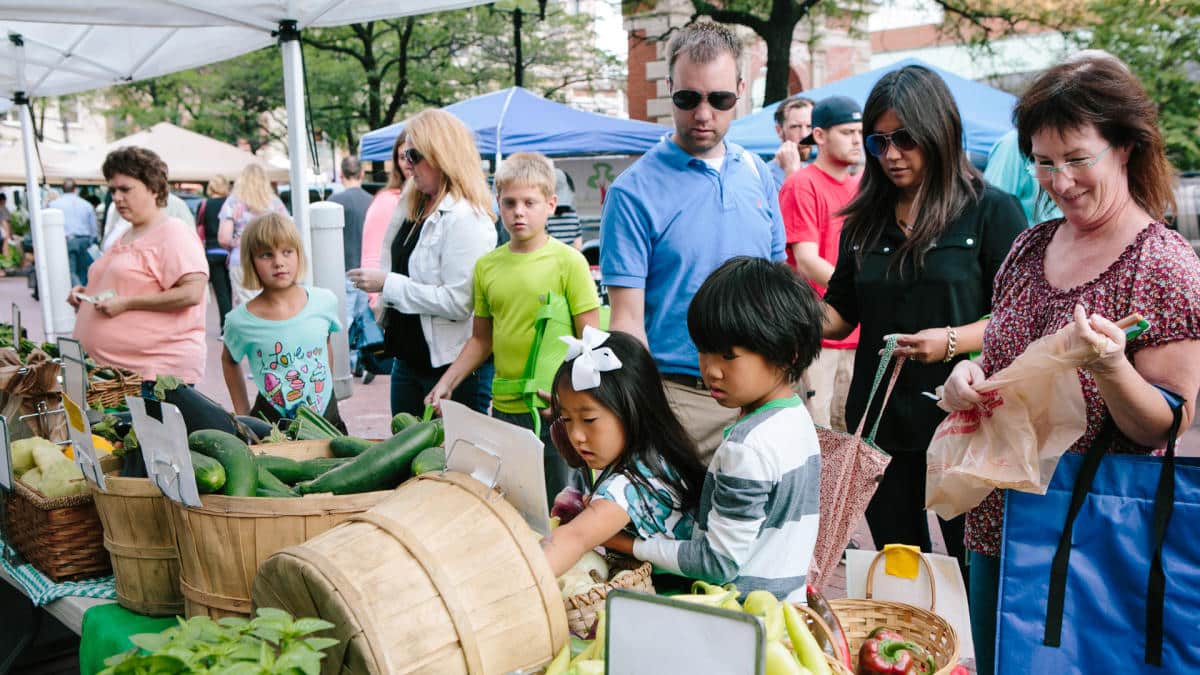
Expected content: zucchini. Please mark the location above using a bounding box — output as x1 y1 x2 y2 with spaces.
410 446 445 476
296 421 443 495
256 485 299 498
390 412 420 435
236 415 274 441
329 436 375 458
256 465 299 497
255 454 351 483
191 452 226 493
188 430 256 497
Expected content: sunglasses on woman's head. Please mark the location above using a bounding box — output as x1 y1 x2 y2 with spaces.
864 128 919 157
402 148 424 166
671 89 739 112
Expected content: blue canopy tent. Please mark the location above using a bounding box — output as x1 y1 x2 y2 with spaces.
359 86 670 161
727 58 1016 163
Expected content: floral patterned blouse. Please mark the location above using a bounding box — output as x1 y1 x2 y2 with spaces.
965 220 1200 556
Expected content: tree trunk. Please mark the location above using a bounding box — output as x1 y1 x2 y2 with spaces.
513 8 524 88
762 21 795 105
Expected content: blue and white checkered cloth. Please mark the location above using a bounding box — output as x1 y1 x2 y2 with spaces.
1 541 116 606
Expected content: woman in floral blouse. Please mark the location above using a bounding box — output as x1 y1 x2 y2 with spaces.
941 55 1200 674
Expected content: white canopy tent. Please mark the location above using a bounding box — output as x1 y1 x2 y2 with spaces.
0 1 488 345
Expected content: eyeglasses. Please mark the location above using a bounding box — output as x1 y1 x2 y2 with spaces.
401 147 424 166
864 128 919 157
671 89 739 112
1025 145 1112 178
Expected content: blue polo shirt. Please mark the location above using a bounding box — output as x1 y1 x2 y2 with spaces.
600 136 786 377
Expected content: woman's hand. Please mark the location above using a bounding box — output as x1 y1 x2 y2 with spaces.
346 268 388 294
940 359 987 411
1068 303 1127 374
893 328 951 364
94 295 130 318
424 378 454 411
67 285 85 310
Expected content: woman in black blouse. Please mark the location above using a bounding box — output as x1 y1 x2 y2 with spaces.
821 65 1026 568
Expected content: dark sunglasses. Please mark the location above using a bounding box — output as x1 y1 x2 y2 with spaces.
401 147 424 165
671 89 739 112
864 128 919 157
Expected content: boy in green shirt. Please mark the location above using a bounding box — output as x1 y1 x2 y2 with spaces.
427 152 601 500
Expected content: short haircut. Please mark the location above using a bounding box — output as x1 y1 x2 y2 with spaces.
1016 55 1174 222
62 179 77 193
340 155 363 180
667 21 742 82
774 96 814 126
102 147 169 208
494 152 556 200
239 212 306 290
207 175 230 198
688 256 823 381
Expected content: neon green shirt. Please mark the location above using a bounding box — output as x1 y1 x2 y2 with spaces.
474 238 601 413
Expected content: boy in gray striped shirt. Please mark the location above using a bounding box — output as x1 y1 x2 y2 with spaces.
632 257 824 601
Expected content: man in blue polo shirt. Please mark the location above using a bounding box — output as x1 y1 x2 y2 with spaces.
600 21 786 462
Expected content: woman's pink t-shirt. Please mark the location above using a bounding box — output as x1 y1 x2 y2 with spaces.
74 218 209 383
360 189 403 306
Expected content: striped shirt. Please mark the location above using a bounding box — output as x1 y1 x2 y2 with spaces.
546 207 581 244
632 396 821 602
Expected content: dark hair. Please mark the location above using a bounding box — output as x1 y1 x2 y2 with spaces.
340 155 363 180
667 21 743 82
774 96 814 126
1015 56 1174 222
687 256 823 381
101 146 169 208
551 331 706 513
841 65 981 272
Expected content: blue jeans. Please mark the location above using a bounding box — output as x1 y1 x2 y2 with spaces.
67 235 95 287
968 550 1000 675
490 407 571 507
389 358 486 417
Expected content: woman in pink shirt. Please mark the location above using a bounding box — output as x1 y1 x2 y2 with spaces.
69 147 208 389
360 130 411 305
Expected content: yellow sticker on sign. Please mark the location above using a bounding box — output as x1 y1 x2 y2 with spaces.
62 395 86 433
883 543 922 580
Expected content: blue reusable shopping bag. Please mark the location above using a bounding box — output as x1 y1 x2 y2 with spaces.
997 395 1200 672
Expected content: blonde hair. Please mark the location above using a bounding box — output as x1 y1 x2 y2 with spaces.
232 163 276 213
494 152 556 200
239 212 306 290
207 175 230 198
401 109 494 222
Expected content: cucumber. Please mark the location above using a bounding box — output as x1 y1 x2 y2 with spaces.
191 451 226 493
329 436 375 458
390 412 420 435
188 430 256 497
256 485 299 498
297 421 443 495
255 455 352 484
256 465 299 497
410 446 445 476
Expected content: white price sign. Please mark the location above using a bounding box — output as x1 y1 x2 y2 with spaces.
63 394 106 492
127 396 201 507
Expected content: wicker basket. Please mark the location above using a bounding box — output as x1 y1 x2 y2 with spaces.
86 367 142 409
5 478 111 582
563 554 655 637
820 598 959 674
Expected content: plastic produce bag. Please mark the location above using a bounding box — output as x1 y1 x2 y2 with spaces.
925 322 1093 520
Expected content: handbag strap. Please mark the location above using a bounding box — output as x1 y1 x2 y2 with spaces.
1042 388 1184 665
853 335 906 445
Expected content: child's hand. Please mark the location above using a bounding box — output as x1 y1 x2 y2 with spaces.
424 381 453 411
536 389 554 420
346 268 387 294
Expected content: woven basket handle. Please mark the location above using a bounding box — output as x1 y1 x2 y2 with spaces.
863 548 937 612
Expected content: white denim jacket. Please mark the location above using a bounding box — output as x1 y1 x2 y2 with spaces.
378 194 497 367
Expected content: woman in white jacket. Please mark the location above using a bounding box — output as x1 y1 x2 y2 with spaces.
348 109 496 415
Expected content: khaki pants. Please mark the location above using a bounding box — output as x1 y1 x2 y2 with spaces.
663 379 739 465
803 347 855 432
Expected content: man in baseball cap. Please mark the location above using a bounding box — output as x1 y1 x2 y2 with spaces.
780 94 864 431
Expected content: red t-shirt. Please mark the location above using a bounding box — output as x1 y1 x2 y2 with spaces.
780 164 861 349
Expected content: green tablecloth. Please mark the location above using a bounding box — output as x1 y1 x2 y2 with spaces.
79 603 176 675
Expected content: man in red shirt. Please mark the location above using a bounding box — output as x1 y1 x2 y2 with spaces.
780 95 863 430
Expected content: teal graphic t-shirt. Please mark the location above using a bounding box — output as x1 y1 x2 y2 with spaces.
223 287 342 416
592 461 695 541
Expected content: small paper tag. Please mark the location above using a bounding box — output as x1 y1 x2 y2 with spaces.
883 543 922 580
127 396 201 507
63 394 106 492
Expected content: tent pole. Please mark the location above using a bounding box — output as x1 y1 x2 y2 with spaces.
277 20 313 283
11 33 56 342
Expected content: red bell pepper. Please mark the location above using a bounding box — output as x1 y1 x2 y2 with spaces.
856 628 938 675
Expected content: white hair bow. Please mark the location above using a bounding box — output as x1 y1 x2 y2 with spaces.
560 326 622 391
